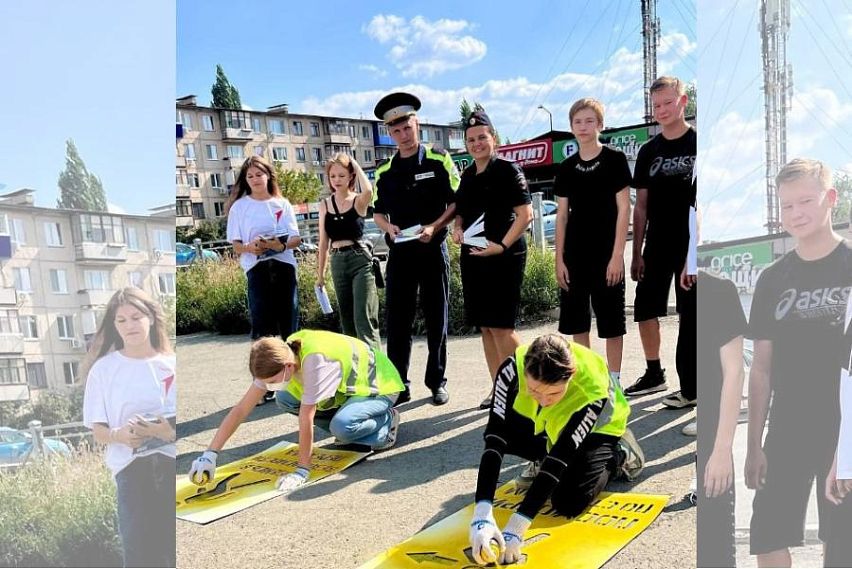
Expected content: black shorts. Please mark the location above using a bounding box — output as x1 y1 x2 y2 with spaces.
558 263 626 338
633 247 686 322
749 431 837 555
460 247 526 329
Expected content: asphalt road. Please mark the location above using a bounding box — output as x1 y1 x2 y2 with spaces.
176 317 695 569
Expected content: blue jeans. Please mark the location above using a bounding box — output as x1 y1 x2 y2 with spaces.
246 260 298 340
275 391 397 447
114 453 175 567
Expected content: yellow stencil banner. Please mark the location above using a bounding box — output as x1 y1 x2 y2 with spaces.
176 441 370 524
359 481 668 568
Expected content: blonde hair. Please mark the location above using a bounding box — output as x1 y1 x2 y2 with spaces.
249 337 301 379
569 98 605 125
324 153 372 195
524 334 576 385
650 76 686 96
776 158 832 191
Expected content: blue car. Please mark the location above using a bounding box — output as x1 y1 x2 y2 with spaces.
0 427 71 465
176 243 219 266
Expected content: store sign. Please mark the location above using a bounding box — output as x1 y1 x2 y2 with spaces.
603 127 650 161
497 139 552 167
553 139 579 162
698 242 774 294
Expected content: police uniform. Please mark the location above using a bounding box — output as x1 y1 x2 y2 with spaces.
372 92 460 403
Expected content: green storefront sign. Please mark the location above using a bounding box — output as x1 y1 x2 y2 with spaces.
697 241 774 294
601 127 649 161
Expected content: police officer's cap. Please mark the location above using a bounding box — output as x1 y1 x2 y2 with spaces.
374 92 421 125
465 110 493 132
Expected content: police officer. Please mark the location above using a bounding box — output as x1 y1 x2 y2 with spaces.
372 92 460 406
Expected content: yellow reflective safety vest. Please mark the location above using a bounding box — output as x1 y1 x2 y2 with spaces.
285 330 404 411
513 340 629 449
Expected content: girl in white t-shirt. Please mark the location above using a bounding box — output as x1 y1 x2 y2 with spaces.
225 155 302 404
82 287 176 568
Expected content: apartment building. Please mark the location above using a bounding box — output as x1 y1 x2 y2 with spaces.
0 189 176 400
176 96 465 232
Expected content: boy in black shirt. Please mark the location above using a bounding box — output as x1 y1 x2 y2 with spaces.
625 76 697 407
745 158 851 567
554 98 631 387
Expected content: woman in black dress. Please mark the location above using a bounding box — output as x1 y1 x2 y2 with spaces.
452 111 533 408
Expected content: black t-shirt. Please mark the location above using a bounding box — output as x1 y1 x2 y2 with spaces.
455 157 531 254
748 240 852 440
632 127 697 258
554 146 631 267
696 271 747 457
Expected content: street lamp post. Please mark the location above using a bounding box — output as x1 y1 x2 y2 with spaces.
537 105 553 132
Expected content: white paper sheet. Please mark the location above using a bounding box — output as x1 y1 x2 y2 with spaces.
393 224 423 244
463 214 488 248
314 285 333 314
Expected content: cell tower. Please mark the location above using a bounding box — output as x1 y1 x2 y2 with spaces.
760 0 792 234
641 0 660 123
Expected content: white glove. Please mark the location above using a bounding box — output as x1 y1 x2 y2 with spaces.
500 513 532 564
469 501 505 565
276 466 310 494
188 450 218 486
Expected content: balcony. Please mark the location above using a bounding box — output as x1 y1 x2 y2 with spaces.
0 288 16 306
77 289 116 307
75 242 128 263
0 383 28 402
176 156 187 168
220 110 253 141
176 185 190 198
0 334 23 354
221 127 253 141
177 215 194 228
324 133 352 145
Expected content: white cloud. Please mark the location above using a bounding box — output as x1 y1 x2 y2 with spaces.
358 64 387 78
107 202 127 214
363 15 487 78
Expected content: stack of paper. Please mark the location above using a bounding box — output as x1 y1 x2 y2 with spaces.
463 214 488 248
394 224 422 244
314 285 333 314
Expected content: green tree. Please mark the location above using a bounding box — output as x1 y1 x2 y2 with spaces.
833 172 851 225
56 140 107 211
187 218 227 243
686 82 697 117
211 64 242 109
458 99 501 144
275 164 322 204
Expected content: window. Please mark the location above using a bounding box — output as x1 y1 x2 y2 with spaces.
202 115 214 131
179 112 193 130
435 130 442 141
49 269 69 294
26 363 47 388
293 121 304 136
126 227 139 250
188 173 200 188
210 173 223 188
154 229 175 252
378 125 389 137
0 359 26 385
205 144 218 160
310 122 320 137
318 173 324 184
0 213 8 234
158 273 176 295
192 203 206 219
77 214 125 244
84 270 111 291
214 202 226 217
57 315 75 339
268 119 285 134
63 361 79 386
362 126 370 139
10 219 26 246
177 200 191 217
227 145 244 159
44 222 63 246
312 148 321 162
184 143 196 161
128 271 143 288
272 147 287 162
20 316 38 339
296 147 306 162
364 149 373 163
254 145 264 156
0 310 20 334
12 268 31 292
222 110 250 129
252 117 262 132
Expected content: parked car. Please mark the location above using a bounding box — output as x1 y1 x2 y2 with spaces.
296 239 319 257
363 218 389 260
0 427 71 465
176 242 220 266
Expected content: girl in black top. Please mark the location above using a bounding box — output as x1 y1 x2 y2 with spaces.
452 111 533 408
316 153 381 347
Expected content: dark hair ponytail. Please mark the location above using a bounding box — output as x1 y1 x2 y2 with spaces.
524 334 575 385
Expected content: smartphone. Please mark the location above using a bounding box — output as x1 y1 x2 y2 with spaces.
138 413 162 424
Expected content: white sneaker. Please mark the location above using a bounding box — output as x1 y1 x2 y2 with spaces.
372 408 400 451
662 391 697 409
682 420 697 436
515 460 541 489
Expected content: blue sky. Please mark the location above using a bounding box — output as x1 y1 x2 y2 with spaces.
0 1 175 214
178 0 696 142
698 0 852 241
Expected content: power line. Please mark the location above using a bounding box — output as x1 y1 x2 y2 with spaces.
790 2 852 100
796 0 852 68
703 0 744 132
794 94 852 159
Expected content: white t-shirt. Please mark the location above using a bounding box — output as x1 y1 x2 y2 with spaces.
252 353 342 405
83 351 177 477
226 195 300 273
838 297 852 479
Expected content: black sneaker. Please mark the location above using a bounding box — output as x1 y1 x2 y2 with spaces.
623 369 667 397
394 389 412 407
431 386 449 405
255 390 276 406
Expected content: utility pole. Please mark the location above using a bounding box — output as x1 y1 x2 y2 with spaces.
760 0 792 234
641 0 660 123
